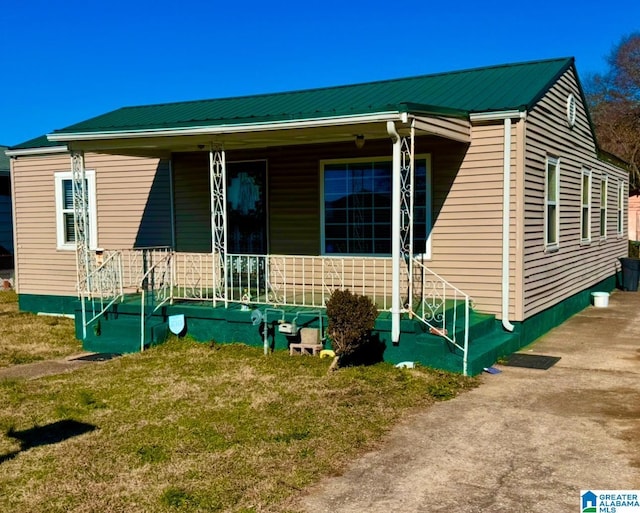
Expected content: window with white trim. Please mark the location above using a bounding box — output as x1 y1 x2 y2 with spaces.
54 170 97 250
581 168 591 243
617 179 624 237
321 156 431 256
545 156 560 249
600 175 607 238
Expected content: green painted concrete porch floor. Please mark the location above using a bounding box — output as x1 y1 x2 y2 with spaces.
77 296 519 376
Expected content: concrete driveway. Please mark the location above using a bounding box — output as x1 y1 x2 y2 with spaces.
300 290 640 512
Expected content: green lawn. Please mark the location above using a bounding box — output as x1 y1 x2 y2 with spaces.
0 290 478 512
0 290 81 366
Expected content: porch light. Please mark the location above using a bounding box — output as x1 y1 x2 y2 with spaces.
355 134 365 149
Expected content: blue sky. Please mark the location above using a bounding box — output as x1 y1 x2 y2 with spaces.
1 0 638 147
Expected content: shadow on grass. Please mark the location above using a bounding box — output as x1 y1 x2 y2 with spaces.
1 419 97 464
338 333 386 367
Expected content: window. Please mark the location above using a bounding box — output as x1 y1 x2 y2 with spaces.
545 156 560 249
600 175 607 238
617 180 625 237
55 170 97 250
321 156 431 256
581 168 591 243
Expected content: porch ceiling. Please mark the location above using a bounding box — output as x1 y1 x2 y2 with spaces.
65 114 470 156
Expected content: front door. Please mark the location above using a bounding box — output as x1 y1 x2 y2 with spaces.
226 160 267 254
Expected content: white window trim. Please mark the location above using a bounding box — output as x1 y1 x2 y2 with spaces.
600 174 608 240
617 179 625 237
54 170 97 251
544 156 560 251
319 154 432 258
580 167 591 244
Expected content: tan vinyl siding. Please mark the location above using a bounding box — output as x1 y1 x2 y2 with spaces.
422 126 515 318
13 154 75 295
172 152 211 253
413 115 471 144
12 153 171 297
522 67 628 319
92 154 172 250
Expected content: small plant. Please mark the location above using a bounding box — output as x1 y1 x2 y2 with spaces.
325 289 378 370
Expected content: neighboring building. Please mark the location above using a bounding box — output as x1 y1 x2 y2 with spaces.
6 57 629 374
629 192 640 241
0 145 13 271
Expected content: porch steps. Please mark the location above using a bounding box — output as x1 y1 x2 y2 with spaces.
411 322 520 376
76 303 169 354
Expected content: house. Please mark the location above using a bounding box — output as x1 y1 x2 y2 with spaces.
5 57 629 375
0 145 13 273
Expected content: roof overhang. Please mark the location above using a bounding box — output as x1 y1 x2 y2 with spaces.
469 109 527 121
48 111 408 143
42 110 471 155
5 145 69 157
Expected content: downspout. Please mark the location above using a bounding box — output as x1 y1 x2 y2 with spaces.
501 118 515 332
387 121 402 344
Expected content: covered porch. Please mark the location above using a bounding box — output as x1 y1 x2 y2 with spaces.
54 111 512 375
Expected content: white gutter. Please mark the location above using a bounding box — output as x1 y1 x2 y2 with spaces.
469 110 523 122
470 110 526 332
5 145 68 157
48 111 406 142
386 121 402 344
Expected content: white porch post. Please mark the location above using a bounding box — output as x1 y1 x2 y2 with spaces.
71 150 91 338
400 126 415 310
387 122 402 344
210 148 228 308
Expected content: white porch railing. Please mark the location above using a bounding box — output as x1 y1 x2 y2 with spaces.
78 249 471 374
411 258 470 375
140 251 173 351
169 253 394 310
81 250 124 337
108 247 172 290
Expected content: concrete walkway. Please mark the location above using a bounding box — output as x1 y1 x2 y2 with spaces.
300 290 640 512
0 353 113 381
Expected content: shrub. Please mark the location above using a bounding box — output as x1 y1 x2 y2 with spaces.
325 289 378 369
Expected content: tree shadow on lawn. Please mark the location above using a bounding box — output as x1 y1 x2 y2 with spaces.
0 419 97 464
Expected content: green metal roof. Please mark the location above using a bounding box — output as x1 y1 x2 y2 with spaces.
0 146 9 171
9 134 66 151
46 57 574 137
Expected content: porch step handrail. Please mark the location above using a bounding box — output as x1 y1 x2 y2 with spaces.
139 251 174 352
108 247 172 289
410 257 471 376
82 249 124 336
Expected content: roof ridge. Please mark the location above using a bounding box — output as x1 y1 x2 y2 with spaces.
116 57 574 111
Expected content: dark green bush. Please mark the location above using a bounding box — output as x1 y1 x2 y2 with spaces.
325 289 379 366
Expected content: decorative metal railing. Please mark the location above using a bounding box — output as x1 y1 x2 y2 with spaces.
76 248 470 373
411 257 470 375
171 253 393 310
82 250 124 332
140 251 173 351
109 247 172 290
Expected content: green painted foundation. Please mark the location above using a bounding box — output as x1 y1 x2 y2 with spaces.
19 293 78 316
16 272 621 376
510 273 618 349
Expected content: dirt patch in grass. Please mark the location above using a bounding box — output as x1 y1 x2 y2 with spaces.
0 338 477 512
0 291 82 368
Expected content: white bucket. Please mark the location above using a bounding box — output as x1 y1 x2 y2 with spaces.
591 292 610 308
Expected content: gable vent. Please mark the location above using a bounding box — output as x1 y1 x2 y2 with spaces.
566 93 576 128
